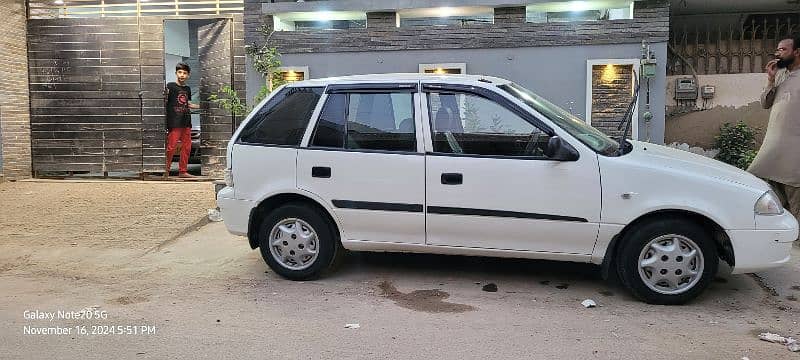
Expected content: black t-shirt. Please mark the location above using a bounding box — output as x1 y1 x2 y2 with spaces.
165 82 192 129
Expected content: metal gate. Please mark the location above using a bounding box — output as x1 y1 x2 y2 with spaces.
669 15 800 75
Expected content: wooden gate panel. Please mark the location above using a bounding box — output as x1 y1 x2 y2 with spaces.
138 16 167 173
27 17 144 174
198 19 232 178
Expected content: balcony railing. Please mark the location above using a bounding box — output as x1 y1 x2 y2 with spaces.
28 0 244 19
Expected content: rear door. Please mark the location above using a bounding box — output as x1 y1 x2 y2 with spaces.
232 87 324 201
297 83 427 244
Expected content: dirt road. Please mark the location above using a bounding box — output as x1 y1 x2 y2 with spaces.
1 181 799 359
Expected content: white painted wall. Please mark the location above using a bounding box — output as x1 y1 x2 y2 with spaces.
164 54 183 83
248 42 669 144
164 20 190 57
666 73 767 109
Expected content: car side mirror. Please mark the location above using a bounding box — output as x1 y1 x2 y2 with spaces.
545 136 579 161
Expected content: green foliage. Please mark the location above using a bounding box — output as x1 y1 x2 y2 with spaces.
714 122 758 170
208 85 247 117
210 84 276 118
244 27 287 92
252 84 272 105
213 25 286 118
244 44 281 80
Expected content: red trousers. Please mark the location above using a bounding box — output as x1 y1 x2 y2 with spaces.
165 127 192 174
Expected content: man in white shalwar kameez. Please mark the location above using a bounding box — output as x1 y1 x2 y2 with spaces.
748 35 800 224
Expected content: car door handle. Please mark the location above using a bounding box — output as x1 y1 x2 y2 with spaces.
441 173 463 185
312 166 331 178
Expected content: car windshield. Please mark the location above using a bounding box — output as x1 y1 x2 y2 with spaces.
498 82 620 156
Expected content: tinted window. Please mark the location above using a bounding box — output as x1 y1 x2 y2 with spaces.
238 87 323 145
428 92 550 157
311 93 346 148
311 92 416 152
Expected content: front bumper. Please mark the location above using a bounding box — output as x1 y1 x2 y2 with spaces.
728 227 798 274
216 186 253 236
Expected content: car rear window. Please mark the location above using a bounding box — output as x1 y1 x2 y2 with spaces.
310 91 416 152
237 87 324 146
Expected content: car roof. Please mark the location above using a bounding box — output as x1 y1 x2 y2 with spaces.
287 73 512 88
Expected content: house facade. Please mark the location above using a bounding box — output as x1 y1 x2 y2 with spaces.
1 0 672 180
245 0 669 143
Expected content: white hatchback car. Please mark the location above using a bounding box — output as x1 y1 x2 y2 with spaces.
217 74 797 304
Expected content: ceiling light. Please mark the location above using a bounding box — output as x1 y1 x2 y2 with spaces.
437 7 455 17
54 0 64 4
315 11 336 21
568 1 592 12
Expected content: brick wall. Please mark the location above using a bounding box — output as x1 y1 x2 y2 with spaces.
0 0 32 181
244 0 268 45
493 7 525 24
366 12 397 28
591 64 634 138
247 0 668 54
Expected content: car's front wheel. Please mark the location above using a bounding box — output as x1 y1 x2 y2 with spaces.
616 218 719 305
258 203 342 280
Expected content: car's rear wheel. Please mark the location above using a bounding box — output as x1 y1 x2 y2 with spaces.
258 202 342 280
616 218 718 305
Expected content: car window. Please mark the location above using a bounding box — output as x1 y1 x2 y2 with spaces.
499 83 619 156
310 93 347 148
427 92 551 157
311 92 416 152
238 87 324 146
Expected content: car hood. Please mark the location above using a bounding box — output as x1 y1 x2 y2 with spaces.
625 140 769 192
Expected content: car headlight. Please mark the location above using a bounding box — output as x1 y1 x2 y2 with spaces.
224 168 234 187
755 190 783 215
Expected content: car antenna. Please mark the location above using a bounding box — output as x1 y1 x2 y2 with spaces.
615 69 641 155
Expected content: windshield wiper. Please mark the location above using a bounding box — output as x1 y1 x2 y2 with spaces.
615 70 641 155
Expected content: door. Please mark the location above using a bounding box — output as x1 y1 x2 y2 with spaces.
422 84 601 254
197 19 233 177
297 84 426 244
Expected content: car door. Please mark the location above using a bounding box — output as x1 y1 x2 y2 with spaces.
297 83 426 244
422 83 601 254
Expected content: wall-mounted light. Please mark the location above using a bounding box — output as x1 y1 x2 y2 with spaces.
434 68 446 74
54 0 64 4
601 64 617 83
282 70 304 82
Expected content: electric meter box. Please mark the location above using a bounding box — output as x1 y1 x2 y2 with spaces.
701 85 716 99
641 60 657 78
675 77 698 100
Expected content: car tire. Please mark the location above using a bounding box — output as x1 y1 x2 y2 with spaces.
258 202 343 281
616 218 718 305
